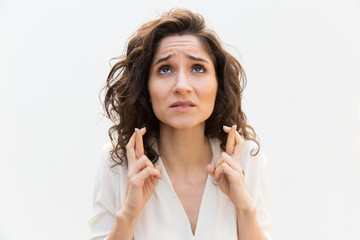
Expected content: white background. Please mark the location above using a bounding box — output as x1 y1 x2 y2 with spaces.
0 0 359 239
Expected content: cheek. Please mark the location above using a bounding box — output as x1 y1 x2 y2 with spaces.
149 83 164 102
148 78 158 100
148 81 168 118
204 79 218 101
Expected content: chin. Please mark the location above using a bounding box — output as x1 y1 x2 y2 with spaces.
159 117 208 130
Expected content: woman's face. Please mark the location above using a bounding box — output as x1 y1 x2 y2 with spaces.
148 34 218 130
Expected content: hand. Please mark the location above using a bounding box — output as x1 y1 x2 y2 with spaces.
206 125 254 212
119 127 162 220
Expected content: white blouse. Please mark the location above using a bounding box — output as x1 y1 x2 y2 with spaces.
89 138 272 240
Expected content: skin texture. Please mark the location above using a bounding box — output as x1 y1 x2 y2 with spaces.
108 128 163 240
107 34 266 240
207 125 253 211
123 128 162 218
148 34 218 130
148 34 218 234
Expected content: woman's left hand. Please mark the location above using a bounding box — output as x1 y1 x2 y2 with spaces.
207 125 254 212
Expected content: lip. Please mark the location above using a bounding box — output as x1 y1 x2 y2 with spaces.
170 100 196 111
170 100 196 107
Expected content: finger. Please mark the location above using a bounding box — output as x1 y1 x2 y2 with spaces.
233 130 245 162
214 162 237 182
214 152 242 172
126 131 137 167
135 127 146 159
206 164 215 178
223 124 236 133
224 125 237 156
131 155 154 175
134 167 162 184
150 173 161 186
214 161 228 181
150 166 162 186
155 165 162 174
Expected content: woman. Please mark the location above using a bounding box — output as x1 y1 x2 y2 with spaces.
89 8 272 240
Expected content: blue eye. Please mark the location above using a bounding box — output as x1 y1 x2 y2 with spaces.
158 65 172 74
192 64 206 73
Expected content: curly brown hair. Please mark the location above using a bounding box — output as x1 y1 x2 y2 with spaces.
103 8 260 168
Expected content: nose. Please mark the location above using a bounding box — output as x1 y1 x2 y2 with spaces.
172 69 192 94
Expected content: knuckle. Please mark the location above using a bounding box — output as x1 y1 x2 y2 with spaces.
216 164 223 172
138 156 152 166
220 152 229 159
137 155 147 162
136 156 144 164
143 156 154 164
128 177 137 186
143 166 152 173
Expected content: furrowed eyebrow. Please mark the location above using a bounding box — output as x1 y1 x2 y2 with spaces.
153 54 210 65
188 55 209 63
154 54 172 66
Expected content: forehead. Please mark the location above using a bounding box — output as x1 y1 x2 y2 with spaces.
153 34 211 59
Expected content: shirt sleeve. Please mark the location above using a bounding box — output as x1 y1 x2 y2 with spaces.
88 144 119 240
255 152 272 240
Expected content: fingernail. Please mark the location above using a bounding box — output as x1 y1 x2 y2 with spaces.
223 125 231 131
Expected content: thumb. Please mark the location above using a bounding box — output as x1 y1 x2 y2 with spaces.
206 164 215 177
155 165 162 174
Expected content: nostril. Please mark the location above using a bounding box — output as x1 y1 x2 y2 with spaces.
173 76 193 93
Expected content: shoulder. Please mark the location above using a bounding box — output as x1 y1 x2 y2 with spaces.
246 140 268 173
244 140 268 177
97 142 127 177
92 143 128 207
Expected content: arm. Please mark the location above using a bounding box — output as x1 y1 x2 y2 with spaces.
236 151 272 240
89 128 162 240
236 204 267 240
207 125 270 240
107 207 136 240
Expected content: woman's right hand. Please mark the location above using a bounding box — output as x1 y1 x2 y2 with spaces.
118 127 162 221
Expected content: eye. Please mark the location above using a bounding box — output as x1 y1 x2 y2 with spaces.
158 65 172 74
192 64 206 73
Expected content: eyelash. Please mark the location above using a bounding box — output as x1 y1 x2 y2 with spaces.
158 65 172 74
157 64 207 74
192 64 206 73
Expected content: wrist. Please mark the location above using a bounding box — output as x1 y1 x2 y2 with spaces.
235 201 257 216
116 206 137 225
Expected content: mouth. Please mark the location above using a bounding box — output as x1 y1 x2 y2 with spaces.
170 101 196 111
170 100 196 108
171 104 195 107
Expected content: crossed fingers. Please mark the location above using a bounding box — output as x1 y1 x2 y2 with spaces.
126 127 146 166
126 127 162 180
207 125 245 181
214 152 243 180
223 125 244 161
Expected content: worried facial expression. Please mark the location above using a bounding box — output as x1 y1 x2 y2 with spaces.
148 34 218 130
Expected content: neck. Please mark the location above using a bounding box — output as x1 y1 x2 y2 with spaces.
158 124 212 177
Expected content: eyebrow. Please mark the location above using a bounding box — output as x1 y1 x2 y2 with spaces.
153 54 210 66
154 54 172 66
188 55 209 63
